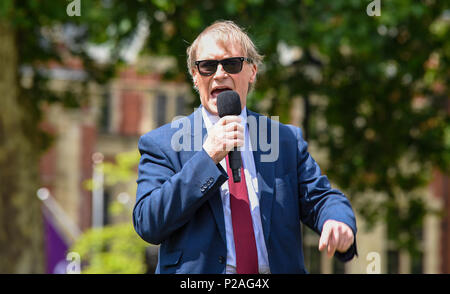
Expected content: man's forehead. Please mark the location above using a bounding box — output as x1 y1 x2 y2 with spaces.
196 34 243 59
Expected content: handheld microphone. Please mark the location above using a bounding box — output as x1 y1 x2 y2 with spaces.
217 90 242 183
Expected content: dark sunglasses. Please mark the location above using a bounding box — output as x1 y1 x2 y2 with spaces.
195 57 252 76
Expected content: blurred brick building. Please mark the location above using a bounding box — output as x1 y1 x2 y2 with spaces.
37 55 191 273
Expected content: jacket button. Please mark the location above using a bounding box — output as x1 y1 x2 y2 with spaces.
218 256 225 264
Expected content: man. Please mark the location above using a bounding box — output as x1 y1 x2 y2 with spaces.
133 20 357 274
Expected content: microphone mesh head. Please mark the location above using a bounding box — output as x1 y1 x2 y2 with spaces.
217 90 241 117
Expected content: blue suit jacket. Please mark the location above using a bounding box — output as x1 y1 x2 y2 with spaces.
133 108 357 274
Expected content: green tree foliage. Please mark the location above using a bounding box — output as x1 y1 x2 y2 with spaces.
71 223 148 274
73 151 149 274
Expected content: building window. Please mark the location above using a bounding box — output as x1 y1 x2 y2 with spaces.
176 94 186 116
387 249 400 274
145 245 159 274
103 189 112 226
100 91 111 133
302 225 321 273
410 251 423 274
333 258 346 274
410 226 424 274
155 92 167 127
386 208 401 274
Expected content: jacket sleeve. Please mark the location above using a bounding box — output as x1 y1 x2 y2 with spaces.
133 134 228 245
294 127 358 262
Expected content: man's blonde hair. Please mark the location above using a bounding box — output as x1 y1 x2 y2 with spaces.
186 20 263 84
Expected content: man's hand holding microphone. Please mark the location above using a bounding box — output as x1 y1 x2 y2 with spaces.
203 115 244 165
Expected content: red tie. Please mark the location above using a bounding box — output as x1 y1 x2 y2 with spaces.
226 155 259 274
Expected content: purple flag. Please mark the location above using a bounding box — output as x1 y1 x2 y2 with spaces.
43 209 70 274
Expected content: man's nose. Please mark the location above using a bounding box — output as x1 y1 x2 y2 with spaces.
213 63 228 79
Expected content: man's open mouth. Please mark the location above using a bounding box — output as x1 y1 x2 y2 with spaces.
210 87 232 98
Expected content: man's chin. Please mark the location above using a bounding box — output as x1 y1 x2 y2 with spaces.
203 100 218 116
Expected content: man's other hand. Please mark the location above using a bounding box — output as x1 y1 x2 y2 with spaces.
318 220 354 258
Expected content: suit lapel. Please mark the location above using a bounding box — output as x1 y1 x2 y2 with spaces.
247 110 275 246
184 108 275 246
188 107 227 244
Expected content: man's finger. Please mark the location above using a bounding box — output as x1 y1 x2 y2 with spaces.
318 223 332 251
327 228 337 257
338 226 349 251
220 115 242 126
333 226 341 251
224 122 244 133
337 228 354 252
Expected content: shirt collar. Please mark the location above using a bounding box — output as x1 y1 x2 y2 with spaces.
201 105 247 129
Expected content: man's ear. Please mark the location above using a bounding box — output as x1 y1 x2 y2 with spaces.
249 64 257 83
192 70 198 87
